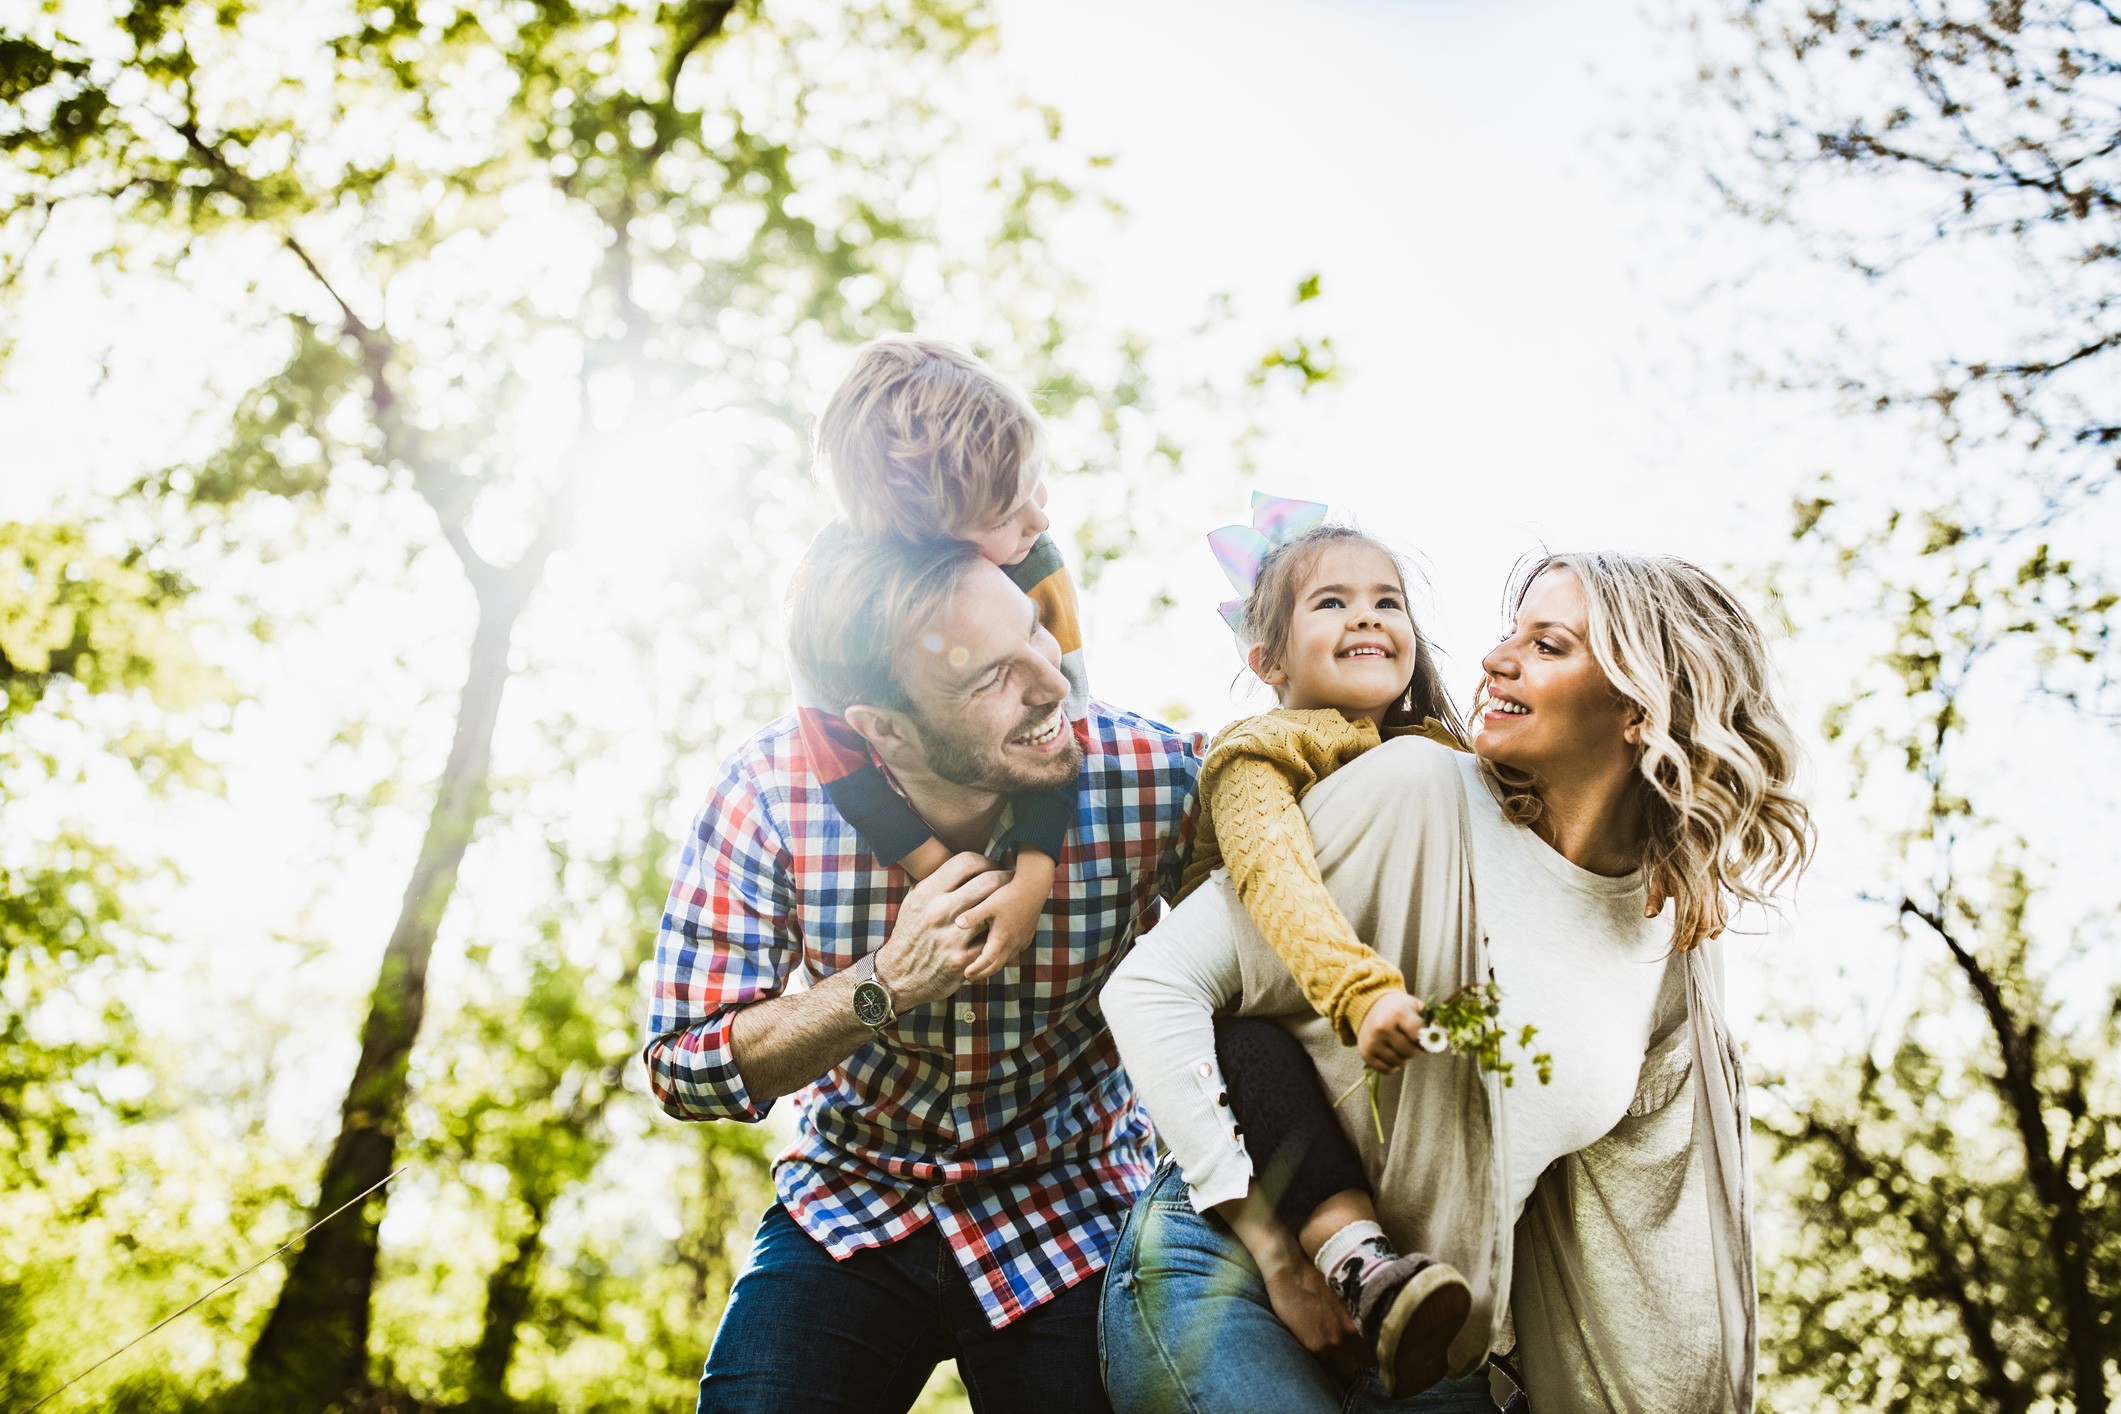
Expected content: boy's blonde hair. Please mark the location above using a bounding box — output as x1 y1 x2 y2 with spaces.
816 335 1044 541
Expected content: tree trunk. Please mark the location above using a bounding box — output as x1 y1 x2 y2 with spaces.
466 1201 547 1411
243 589 524 1403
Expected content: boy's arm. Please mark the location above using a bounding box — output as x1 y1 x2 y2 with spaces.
956 845 1057 980
1212 747 1406 1046
791 703 945 877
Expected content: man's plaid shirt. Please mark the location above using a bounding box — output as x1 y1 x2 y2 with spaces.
645 702 1202 1328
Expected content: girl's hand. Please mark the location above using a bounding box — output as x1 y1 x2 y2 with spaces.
1356 992 1426 1073
956 847 1057 980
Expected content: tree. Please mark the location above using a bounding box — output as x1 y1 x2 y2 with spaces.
1750 508 2119 1413
1690 3 2121 1410
3 1 1261 1405
1700 0 2121 516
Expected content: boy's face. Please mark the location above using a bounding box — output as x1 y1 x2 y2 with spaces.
959 475 1050 567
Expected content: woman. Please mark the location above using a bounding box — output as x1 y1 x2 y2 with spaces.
1098 552 1811 1413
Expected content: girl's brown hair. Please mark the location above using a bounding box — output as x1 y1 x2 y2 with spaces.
1239 524 1466 742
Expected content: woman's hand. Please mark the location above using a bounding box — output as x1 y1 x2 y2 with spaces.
1258 1253 1369 1381
1212 1185 1370 1382
1356 992 1426 1072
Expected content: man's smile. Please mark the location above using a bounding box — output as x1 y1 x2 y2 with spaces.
1009 707 1067 749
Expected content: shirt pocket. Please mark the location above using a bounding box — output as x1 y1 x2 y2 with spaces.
1003 862 1147 1036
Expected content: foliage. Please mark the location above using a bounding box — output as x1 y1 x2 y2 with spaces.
0 0 1280 1408
1426 979 1550 1087
1696 3 2121 1411
0 517 224 1184
1702 0 2121 514
1747 489 2121 1414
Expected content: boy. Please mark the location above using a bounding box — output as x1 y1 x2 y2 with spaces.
794 335 1089 966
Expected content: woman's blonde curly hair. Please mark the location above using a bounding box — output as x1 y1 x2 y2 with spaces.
1474 551 1813 950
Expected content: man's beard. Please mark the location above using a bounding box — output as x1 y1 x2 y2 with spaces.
914 705 1082 795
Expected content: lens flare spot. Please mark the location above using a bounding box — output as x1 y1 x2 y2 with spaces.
947 646 970 668
921 634 944 653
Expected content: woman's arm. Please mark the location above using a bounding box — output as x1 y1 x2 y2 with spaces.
1102 889 1369 1372
1212 1182 1367 1377
1102 885 1257 1214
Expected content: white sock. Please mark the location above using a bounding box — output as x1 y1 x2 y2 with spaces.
1313 1219 1395 1287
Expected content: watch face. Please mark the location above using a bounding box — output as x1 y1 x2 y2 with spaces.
852 980 893 1029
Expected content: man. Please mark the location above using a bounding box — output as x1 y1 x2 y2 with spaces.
645 534 1201 1413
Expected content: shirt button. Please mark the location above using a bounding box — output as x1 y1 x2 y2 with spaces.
1196 1062 1213 1078
959 1005 977 1024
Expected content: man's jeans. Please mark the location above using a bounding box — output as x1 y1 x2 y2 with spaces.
697 1203 1112 1414
1098 1162 1499 1413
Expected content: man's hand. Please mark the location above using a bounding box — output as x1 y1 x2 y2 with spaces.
875 851 1013 1009
1356 992 1427 1073
956 847 1056 981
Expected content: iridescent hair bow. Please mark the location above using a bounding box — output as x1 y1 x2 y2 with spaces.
1207 492 1330 635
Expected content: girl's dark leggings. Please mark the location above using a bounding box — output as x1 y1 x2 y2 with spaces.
1211 1015 1371 1235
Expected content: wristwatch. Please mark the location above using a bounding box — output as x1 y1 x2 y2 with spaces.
851 952 898 1032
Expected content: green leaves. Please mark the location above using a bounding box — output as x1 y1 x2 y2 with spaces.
0 519 218 722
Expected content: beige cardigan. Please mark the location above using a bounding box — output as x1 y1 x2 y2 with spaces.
1102 736 1756 1413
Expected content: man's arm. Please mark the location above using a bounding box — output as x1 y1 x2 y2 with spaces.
729 851 1012 1102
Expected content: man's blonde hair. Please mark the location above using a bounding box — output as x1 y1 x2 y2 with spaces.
1474 551 1814 951
788 535 985 715
816 335 1044 541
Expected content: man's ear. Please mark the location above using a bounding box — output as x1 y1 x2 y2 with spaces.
1246 642 1286 688
844 704 914 756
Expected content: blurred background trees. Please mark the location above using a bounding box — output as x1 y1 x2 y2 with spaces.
1 0 1308 1408
1696 3 2121 1409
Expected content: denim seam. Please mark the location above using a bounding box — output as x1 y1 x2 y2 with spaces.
1112 1210 1211 1414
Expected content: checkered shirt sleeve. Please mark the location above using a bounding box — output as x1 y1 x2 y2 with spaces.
644 757 799 1123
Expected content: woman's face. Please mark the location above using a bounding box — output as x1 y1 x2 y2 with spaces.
1476 566 1640 778
1255 541 1417 724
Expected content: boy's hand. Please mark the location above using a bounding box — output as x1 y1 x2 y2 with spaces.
1356 992 1427 1073
874 852 1012 1009
957 848 1058 980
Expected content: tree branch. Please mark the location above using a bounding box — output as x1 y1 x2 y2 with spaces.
281 235 499 594
1794 1111 2023 1413
1899 896 2108 1413
660 1 737 111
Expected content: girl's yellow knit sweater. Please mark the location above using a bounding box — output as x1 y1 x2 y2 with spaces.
1177 707 1466 1044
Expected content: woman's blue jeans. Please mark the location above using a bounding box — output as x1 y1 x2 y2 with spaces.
1098 1161 1498 1414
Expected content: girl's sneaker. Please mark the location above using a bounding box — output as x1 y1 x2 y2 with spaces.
1330 1248 1472 1397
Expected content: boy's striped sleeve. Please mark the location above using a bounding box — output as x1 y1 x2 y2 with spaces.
1005 534 1089 725
999 533 1090 861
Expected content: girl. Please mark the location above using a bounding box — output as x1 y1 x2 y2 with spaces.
1102 549 1812 1414
1178 501 1480 1397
